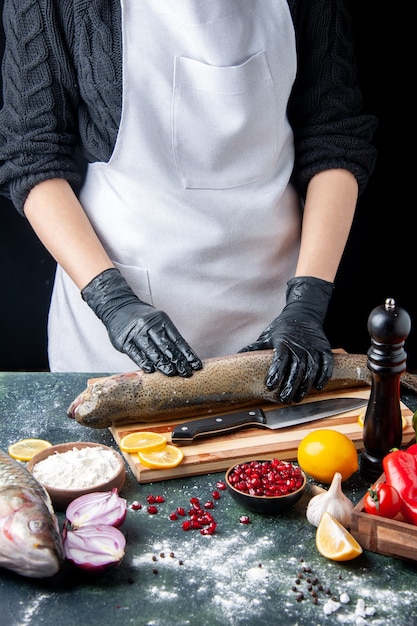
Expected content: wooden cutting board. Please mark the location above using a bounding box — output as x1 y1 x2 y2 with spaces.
109 387 414 483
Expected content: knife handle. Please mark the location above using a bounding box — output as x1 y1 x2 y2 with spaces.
171 409 266 445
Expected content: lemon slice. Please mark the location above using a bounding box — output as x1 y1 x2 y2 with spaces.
119 431 167 454
138 444 184 469
357 412 407 429
316 511 363 561
8 438 53 461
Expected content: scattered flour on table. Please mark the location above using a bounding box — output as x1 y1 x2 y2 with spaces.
15 593 53 625
31 446 120 489
132 533 415 625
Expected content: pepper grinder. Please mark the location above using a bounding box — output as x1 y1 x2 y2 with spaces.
360 298 411 481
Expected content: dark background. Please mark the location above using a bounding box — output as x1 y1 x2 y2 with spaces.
1 3 415 372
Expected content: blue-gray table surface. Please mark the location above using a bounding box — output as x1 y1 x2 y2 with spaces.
1 372 417 626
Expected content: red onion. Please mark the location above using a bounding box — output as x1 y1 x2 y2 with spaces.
66 488 127 529
63 524 126 572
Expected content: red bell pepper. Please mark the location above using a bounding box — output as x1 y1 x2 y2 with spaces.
405 442 417 456
383 449 417 525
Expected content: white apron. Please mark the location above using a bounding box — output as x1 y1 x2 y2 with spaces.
48 0 301 372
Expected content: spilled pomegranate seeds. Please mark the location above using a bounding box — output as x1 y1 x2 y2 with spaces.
176 496 218 535
130 479 243 535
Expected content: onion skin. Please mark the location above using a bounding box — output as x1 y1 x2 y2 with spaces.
63 523 126 572
66 488 127 529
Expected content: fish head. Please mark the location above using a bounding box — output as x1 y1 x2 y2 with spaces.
0 486 64 578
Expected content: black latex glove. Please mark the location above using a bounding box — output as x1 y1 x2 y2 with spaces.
81 268 203 377
239 276 334 403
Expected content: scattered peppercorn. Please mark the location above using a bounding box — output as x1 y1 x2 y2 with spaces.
291 560 334 607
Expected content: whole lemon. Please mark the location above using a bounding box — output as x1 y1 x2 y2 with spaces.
297 429 358 483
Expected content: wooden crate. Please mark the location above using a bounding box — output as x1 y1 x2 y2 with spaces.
350 474 417 562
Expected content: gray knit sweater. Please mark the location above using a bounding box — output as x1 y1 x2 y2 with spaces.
0 0 377 216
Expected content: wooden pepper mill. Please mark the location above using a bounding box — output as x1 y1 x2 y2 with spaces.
360 298 411 481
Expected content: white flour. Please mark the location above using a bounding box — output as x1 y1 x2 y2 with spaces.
130 528 412 625
31 446 120 489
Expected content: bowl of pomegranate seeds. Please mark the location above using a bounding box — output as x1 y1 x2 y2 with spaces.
225 458 306 515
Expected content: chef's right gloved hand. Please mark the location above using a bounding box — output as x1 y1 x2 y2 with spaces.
81 268 203 377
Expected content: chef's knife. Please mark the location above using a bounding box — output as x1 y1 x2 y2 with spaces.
170 397 367 445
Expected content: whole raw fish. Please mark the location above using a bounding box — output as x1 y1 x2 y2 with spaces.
68 350 417 429
0 448 64 578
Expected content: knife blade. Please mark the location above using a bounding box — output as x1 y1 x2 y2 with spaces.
170 397 367 445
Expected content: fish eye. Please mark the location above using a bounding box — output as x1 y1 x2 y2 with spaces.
29 519 47 533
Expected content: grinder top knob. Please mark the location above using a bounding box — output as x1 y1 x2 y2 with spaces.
367 297 411 349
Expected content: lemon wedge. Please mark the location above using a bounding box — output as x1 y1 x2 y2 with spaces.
8 438 53 461
119 431 167 454
316 511 363 561
137 444 184 469
357 412 407 429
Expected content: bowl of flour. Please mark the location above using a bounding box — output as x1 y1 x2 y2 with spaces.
27 442 126 510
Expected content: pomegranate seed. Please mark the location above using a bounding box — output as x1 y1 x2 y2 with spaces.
190 519 203 529
239 515 251 524
212 491 221 500
189 508 201 517
155 495 165 503
147 505 158 514
190 497 200 506
176 507 186 516
199 519 216 535
204 501 214 509
130 501 142 510
169 512 178 520
216 481 226 490
147 495 156 504
182 520 192 531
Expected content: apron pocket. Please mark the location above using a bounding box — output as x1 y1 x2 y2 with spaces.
113 261 154 305
172 51 278 189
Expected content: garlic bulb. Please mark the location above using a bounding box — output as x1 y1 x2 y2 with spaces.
306 472 354 528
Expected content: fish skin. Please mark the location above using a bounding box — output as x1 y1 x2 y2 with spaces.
67 350 417 429
0 448 64 578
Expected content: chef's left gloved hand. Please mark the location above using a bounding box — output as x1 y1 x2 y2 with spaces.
239 276 334 404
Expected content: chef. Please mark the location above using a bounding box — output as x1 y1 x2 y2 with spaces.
0 0 377 403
